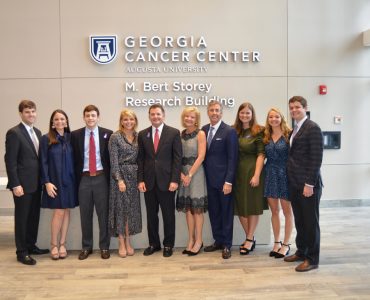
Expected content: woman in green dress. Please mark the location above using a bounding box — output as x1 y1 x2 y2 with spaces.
233 102 266 255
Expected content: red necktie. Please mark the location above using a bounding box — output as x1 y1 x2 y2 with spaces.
154 128 159 153
89 131 97 175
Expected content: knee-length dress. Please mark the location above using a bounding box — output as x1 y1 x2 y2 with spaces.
39 132 78 209
108 132 142 237
176 129 208 213
264 136 289 200
234 128 267 216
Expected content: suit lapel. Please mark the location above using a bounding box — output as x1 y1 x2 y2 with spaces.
98 127 105 158
156 124 167 154
19 123 38 156
291 119 309 148
208 121 224 150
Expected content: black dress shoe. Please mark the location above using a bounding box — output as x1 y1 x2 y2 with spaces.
163 247 173 257
101 249 110 259
17 255 36 265
204 243 223 252
222 247 231 259
29 246 49 255
143 245 161 256
78 249 93 260
295 259 319 272
188 243 203 256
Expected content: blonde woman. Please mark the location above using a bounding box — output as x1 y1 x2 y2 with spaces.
263 108 293 258
176 107 208 256
108 110 142 257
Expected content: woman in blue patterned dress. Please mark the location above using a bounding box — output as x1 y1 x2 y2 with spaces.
263 108 293 258
176 107 207 256
109 110 142 257
40 109 77 260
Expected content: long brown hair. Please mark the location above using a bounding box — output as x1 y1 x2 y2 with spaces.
48 109 71 145
232 102 263 137
263 108 291 144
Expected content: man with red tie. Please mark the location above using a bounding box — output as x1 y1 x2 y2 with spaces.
138 104 182 257
71 105 113 260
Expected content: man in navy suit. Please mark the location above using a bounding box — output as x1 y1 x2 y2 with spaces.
5 100 49 265
202 100 238 259
71 105 112 260
284 96 323 272
138 104 182 258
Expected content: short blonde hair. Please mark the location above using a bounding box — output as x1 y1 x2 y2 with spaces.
181 106 201 129
118 109 138 132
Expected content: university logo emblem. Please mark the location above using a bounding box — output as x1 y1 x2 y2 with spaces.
90 35 117 64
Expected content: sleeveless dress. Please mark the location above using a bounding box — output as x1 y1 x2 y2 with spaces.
176 129 208 213
234 128 267 216
108 132 142 237
40 132 78 209
264 136 289 200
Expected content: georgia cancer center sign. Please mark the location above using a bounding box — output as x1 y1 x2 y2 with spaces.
89 35 261 107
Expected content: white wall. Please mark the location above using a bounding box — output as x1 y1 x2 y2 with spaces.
1 0 369 248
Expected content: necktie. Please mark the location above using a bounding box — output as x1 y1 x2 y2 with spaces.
207 126 214 149
154 128 159 153
29 128 39 154
290 124 299 145
89 131 97 175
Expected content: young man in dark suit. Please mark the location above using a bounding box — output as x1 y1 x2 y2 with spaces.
202 100 238 259
284 96 323 272
137 104 182 257
71 105 113 260
5 100 49 265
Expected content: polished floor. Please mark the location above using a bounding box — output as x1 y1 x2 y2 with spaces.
0 206 369 300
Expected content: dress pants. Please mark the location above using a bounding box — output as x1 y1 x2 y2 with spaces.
13 190 41 257
207 186 234 248
290 186 322 265
144 185 176 248
78 174 110 250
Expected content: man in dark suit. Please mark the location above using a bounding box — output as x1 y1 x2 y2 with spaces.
71 105 112 260
202 100 238 259
284 96 323 272
4 100 49 265
137 104 182 258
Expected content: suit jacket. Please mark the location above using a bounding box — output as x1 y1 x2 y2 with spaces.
137 124 182 191
202 121 238 189
4 123 41 193
71 126 113 185
287 118 323 189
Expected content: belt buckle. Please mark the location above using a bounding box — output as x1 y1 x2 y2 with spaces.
90 172 97 176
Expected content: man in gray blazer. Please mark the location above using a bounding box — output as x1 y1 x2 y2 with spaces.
284 96 323 272
5 100 49 265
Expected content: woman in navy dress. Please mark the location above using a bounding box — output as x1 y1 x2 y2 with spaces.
40 109 77 260
263 108 293 258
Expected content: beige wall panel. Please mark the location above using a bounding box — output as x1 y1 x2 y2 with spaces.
288 77 370 164
0 0 60 79
61 77 287 132
60 0 287 77
321 165 370 200
0 79 61 173
288 0 370 76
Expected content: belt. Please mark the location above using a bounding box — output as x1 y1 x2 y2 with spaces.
82 170 104 177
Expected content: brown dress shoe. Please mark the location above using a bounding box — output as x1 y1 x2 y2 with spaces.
78 249 92 260
295 259 319 272
284 254 305 262
222 247 231 259
101 249 110 259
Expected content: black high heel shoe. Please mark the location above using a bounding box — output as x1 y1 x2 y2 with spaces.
251 236 256 251
275 243 291 258
240 238 254 255
269 241 282 257
188 243 203 256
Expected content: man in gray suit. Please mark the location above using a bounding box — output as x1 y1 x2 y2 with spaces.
5 100 49 265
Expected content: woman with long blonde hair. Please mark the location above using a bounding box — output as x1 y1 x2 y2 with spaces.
263 108 293 258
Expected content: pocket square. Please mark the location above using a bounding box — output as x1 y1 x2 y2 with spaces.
215 138 222 141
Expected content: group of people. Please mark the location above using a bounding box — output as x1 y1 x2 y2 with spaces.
4 96 323 272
